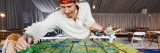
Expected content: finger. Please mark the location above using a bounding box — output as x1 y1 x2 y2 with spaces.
28 36 33 44
16 38 21 49
22 38 29 46
16 36 28 50
15 46 20 51
16 44 24 51
19 41 28 48
20 36 29 45
18 36 28 45
15 47 20 52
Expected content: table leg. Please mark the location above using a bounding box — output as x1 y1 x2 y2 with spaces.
158 36 160 47
128 33 133 41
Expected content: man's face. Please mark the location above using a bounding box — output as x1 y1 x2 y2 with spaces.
60 3 76 17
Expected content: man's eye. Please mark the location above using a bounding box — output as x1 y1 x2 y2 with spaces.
67 6 72 8
61 6 65 9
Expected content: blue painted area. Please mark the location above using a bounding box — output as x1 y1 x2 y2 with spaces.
49 41 67 47
72 41 80 44
50 43 59 47
139 49 160 53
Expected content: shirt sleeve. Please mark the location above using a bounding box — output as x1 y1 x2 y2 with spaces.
24 12 59 43
79 2 95 27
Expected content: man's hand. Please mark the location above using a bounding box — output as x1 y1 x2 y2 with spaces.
103 29 108 35
15 36 33 51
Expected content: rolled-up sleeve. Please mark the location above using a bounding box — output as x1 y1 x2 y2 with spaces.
85 2 95 24
24 12 59 43
78 2 95 28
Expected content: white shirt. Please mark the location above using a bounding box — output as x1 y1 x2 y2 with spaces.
24 2 95 43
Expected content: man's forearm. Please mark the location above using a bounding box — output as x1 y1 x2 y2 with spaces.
89 23 104 31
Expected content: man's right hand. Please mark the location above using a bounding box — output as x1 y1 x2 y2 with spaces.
15 36 33 51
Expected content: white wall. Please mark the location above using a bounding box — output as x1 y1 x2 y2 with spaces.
93 13 160 31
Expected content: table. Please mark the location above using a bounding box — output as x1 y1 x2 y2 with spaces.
0 30 11 39
18 39 139 53
147 31 160 47
40 35 116 42
116 32 133 41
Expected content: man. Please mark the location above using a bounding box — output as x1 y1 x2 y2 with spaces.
15 0 106 51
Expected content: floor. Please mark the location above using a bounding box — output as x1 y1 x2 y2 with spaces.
116 37 160 49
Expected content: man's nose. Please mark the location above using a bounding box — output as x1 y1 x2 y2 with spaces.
64 8 70 14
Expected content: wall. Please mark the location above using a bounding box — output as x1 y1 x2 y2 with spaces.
0 0 46 29
93 13 160 31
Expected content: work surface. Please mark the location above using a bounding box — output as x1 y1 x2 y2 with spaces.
18 39 138 53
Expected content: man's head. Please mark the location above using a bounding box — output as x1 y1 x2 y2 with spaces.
59 0 78 17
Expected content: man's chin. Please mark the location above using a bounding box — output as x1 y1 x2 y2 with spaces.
64 13 72 17
66 15 72 18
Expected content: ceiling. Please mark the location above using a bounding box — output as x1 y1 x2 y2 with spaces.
86 0 160 13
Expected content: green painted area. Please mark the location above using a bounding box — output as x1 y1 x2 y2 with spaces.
17 40 137 53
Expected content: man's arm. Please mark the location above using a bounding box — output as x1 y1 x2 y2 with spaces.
79 2 105 32
15 11 60 51
24 11 60 43
89 23 104 31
